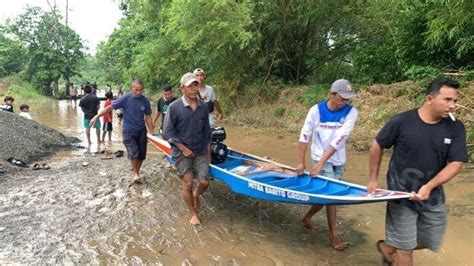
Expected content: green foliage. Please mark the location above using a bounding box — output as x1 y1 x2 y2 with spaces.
7 6 84 95
297 84 329 106
0 27 27 78
96 0 473 106
273 106 285 117
403 65 442 81
74 56 107 86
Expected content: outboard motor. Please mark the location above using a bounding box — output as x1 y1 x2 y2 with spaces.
210 126 228 164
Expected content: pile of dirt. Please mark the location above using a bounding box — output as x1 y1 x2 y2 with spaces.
0 110 77 173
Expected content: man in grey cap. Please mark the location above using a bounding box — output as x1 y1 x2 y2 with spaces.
296 79 358 250
163 72 211 226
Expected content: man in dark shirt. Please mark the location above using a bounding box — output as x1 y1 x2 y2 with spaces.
90 79 154 183
367 77 468 265
0 96 14 112
153 84 176 132
79 85 101 144
163 72 211 226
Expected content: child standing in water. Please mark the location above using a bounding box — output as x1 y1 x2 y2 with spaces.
19 104 32 119
101 91 113 142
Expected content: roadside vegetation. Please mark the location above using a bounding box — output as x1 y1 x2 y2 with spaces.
0 0 472 159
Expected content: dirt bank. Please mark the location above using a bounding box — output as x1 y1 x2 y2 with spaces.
227 81 474 153
0 111 77 174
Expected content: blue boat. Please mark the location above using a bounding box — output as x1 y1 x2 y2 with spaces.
148 134 410 205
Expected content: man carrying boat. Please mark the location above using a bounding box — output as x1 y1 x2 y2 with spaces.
296 79 358 251
367 77 468 265
163 72 211 226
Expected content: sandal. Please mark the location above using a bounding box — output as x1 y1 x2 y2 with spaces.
376 240 393 265
7 157 28 167
100 155 113 160
33 163 42 170
41 163 50 170
114 150 124 158
331 241 351 251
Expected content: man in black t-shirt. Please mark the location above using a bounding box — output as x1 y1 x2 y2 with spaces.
79 85 101 144
367 77 468 265
153 84 176 132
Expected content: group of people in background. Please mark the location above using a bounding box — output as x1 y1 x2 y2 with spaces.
0 95 33 120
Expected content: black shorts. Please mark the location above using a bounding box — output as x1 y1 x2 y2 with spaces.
122 129 147 160
102 122 113 131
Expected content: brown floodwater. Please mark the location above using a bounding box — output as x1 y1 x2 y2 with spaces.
1 99 472 265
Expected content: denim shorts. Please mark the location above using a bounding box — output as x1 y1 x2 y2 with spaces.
122 129 147 160
313 160 345 180
175 154 210 180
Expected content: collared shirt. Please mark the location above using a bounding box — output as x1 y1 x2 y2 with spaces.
112 92 152 133
163 96 211 158
299 101 358 166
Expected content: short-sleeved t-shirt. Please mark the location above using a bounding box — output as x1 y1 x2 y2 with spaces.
112 92 152 133
79 94 100 119
157 96 177 127
0 104 14 112
376 109 468 210
103 99 113 123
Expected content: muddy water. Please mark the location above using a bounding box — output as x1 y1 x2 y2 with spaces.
0 100 472 264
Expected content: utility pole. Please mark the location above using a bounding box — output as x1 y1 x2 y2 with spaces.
65 0 70 97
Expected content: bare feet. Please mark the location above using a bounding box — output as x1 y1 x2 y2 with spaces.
190 215 201 226
376 240 394 264
133 174 143 183
193 191 200 210
300 218 315 230
330 235 350 251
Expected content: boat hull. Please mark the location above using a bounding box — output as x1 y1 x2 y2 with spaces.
148 134 410 205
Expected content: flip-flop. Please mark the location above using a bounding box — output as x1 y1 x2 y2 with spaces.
33 163 42 170
331 241 351 251
41 163 50 170
100 155 113 160
114 150 124 157
376 240 393 265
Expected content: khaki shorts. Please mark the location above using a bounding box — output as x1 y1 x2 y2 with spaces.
175 154 210 180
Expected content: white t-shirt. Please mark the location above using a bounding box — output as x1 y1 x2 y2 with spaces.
298 101 358 166
199 85 217 125
19 112 32 120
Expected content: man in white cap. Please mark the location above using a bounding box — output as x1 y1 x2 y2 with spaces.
193 68 225 125
163 72 211 226
296 79 358 251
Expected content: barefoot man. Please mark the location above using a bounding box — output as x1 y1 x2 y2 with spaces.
163 72 211 226
368 77 468 265
296 79 358 251
90 79 154 183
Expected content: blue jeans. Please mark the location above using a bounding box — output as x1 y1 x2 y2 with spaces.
313 160 345 180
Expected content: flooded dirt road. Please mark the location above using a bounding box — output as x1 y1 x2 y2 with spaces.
0 100 472 264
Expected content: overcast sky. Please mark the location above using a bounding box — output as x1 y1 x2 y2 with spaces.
0 0 123 54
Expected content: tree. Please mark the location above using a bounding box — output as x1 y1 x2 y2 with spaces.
0 26 27 77
7 6 84 95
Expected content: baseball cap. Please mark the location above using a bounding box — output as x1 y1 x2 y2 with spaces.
330 79 356 99
193 68 206 76
180 72 199 86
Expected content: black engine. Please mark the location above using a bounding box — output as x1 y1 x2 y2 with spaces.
210 126 228 164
